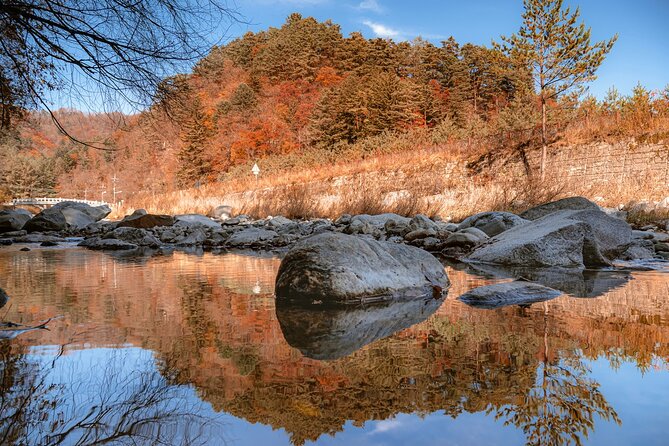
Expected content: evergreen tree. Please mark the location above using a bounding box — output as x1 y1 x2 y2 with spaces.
499 0 617 179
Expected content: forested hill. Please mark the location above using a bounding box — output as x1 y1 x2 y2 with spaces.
1 13 666 200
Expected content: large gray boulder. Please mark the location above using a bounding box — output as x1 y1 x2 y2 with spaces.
458 211 528 237
520 196 599 221
275 232 449 303
23 208 68 232
458 281 562 310
0 209 32 233
51 201 111 222
467 208 632 268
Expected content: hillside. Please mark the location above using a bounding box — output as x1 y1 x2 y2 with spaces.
1 13 668 212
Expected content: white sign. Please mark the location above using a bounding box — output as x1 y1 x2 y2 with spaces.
251 163 260 177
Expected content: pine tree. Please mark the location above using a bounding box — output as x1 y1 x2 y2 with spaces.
499 0 617 179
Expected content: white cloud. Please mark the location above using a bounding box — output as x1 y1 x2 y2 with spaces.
363 20 400 39
369 418 404 434
358 0 383 13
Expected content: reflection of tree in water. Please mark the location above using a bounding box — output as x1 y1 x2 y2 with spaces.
0 341 225 445
493 303 621 446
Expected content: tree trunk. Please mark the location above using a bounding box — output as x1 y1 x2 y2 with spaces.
541 96 547 182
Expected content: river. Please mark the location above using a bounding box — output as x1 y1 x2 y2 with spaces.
0 245 668 445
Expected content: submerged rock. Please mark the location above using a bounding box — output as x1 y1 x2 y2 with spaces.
459 262 631 298
458 281 561 310
467 208 631 268
275 232 448 303
78 237 138 250
276 295 444 360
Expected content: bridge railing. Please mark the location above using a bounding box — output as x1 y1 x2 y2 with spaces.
2 197 110 207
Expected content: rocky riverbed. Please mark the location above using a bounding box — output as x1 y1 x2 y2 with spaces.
2 197 668 307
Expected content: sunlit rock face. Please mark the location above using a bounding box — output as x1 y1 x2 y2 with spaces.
275 232 449 303
276 295 445 360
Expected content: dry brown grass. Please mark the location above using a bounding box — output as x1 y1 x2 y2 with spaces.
115 133 669 225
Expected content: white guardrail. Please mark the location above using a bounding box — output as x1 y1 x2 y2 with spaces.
2 197 109 207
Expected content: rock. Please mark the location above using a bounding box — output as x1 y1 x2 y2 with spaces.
51 201 111 228
458 211 528 237
40 241 58 247
20 247 30 251
349 214 410 231
222 215 251 226
0 287 8 308
520 196 600 221
0 230 26 237
0 239 12 246
444 231 485 248
267 216 293 227
655 242 669 252
458 281 562 310
334 214 352 226
619 239 656 260
81 221 116 235
632 230 655 240
210 205 233 220
467 208 632 268
159 229 178 243
276 295 444 360
174 214 221 229
384 219 410 236
103 227 160 247
408 214 438 232
275 232 449 303
658 252 669 260
226 227 278 247
13 234 65 243
460 262 631 298
404 228 436 242
421 237 444 251
23 208 68 232
79 237 138 250
176 227 208 246
0 209 32 233
117 212 174 229
601 207 628 221
458 227 490 240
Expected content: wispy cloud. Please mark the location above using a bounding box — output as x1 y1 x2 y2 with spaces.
363 20 400 39
358 0 383 13
369 418 404 434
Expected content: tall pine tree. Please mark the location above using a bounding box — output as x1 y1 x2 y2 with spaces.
499 0 616 179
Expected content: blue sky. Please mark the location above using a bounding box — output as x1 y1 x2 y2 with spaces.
230 0 669 98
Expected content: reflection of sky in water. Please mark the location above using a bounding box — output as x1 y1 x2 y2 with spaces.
1 247 669 445
16 346 669 446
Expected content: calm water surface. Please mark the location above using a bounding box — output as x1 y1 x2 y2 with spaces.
0 245 668 445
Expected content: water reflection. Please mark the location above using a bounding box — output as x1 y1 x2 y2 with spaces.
0 342 225 445
0 247 667 445
276 296 445 359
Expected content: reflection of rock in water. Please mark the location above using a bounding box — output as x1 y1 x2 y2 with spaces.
460 262 630 298
276 295 445 360
459 281 561 309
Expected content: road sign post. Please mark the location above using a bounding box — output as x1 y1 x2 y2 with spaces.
251 163 260 184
